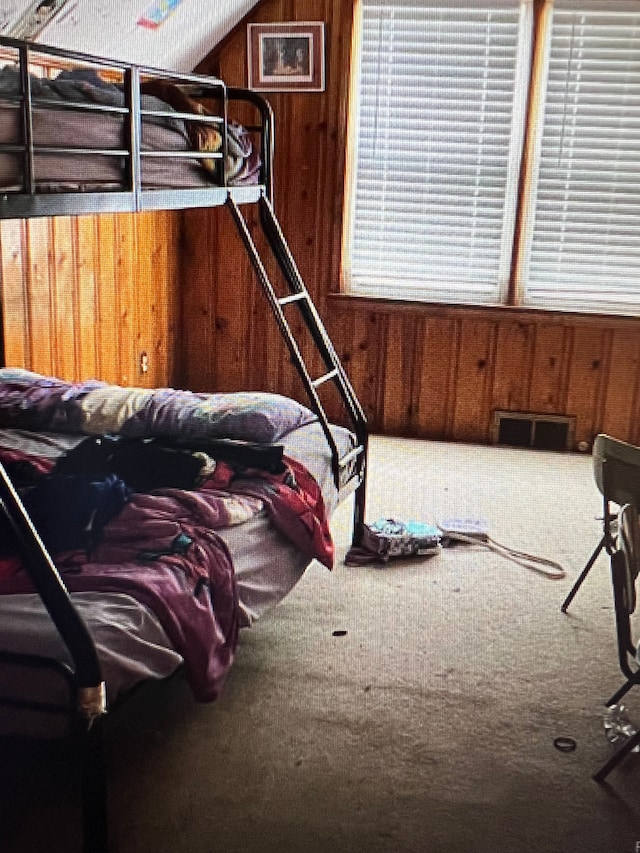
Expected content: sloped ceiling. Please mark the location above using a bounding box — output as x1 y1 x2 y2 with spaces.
0 0 260 71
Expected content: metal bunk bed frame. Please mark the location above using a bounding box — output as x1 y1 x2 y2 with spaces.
0 37 368 853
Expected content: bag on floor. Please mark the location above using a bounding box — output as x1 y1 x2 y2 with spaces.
345 518 441 566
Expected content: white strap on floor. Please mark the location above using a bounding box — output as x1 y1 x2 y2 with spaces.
444 531 566 580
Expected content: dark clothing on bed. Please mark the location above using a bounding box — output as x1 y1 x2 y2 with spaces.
0 472 131 555
53 434 285 490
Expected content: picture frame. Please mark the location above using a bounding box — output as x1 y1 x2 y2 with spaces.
247 22 325 93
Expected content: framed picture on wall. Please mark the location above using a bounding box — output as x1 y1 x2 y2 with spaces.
247 22 325 92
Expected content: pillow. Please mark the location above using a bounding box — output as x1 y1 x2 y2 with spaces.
0 369 317 444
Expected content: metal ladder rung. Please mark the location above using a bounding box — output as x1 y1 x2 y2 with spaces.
278 292 307 306
339 444 366 468
226 193 368 545
312 368 339 389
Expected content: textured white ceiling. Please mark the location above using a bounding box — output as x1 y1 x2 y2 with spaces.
0 0 259 71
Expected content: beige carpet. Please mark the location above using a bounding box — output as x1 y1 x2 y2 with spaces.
3 436 640 852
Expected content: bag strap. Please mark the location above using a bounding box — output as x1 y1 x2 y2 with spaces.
443 531 566 580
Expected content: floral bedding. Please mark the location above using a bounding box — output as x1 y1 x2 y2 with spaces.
0 369 317 444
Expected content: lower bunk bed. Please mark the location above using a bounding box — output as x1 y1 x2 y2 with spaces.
0 367 364 851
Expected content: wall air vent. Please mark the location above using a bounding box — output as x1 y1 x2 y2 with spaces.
492 411 575 451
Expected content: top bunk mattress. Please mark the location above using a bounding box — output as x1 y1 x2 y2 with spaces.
0 42 264 204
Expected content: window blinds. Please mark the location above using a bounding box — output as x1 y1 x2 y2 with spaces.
520 0 640 315
347 0 532 304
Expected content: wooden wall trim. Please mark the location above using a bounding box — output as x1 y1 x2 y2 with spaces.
328 293 640 331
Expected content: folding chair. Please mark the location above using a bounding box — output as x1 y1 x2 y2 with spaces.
593 502 640 783
561 434 640 613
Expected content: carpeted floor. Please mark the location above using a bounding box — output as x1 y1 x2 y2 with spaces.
3 436 640 852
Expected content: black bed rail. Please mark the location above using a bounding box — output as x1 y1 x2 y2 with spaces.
0 37 273 217
0 463 104 698
0 461 109 851
228 86 274 205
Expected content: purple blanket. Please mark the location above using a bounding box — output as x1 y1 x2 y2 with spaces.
0 372 331 701
0 369 316 444
0 487 239 701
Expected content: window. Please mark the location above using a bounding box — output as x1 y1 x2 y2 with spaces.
345 0 640 316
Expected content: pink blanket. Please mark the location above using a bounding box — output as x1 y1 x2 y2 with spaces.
0 453 333 701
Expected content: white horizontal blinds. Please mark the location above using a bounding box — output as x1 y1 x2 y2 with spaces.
521 0 640 314
348 0 532 304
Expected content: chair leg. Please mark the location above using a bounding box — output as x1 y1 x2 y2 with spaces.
593 727 640 783
561 535 606 613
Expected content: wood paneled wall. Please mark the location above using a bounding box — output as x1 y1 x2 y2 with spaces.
0 210 182 388
184 0 357 399
182 0 640 449
0 1 638 450
326 301 640 447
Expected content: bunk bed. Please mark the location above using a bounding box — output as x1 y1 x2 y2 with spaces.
0 37 368 853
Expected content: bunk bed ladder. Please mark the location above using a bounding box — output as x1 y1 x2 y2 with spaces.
226 193 368 544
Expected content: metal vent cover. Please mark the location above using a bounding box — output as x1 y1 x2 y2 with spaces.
492 411 575 451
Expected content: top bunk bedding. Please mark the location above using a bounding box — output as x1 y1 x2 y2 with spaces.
0 38 271 216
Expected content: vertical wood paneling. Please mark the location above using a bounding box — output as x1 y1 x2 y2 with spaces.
180 208 216 390
152 211 180 386
527 324 570 414
630 377 640 447
491 322 534 412
413 317 458 439
0 220 28 367
565 327 608 446
25 218 54 375
248 282 277 393
75 216 99 379
381 314 419 434
95 214 122 384
327 309 384 424
600 329 640 442
136 212 161 388
115 215 138 386
213 211 257 392
50 216 77 380
0 209 181 387
242 214 291 397
188 0 358 401
452 319 495 441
